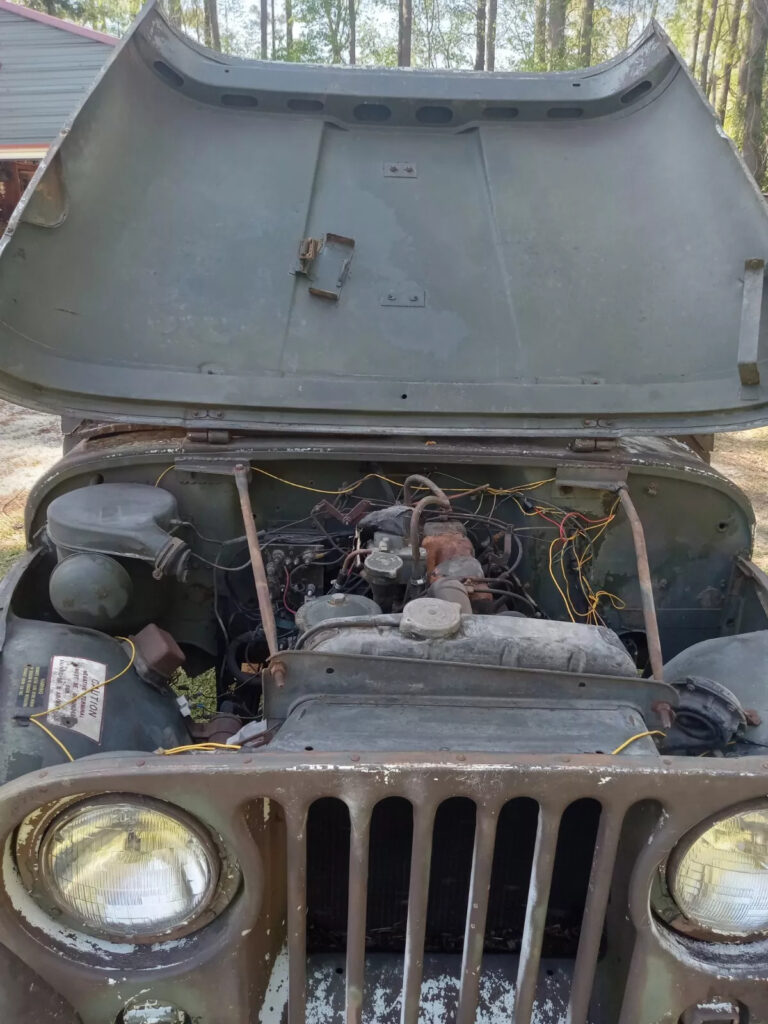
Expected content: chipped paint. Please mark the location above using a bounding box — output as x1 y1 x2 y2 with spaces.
259 945 289 1024
292 959 572 1022
2 839 135 960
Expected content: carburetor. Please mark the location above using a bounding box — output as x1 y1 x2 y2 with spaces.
362 531 425 586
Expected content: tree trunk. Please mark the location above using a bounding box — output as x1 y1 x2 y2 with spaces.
706 13 724 99
486 0 497 69
475 0 487 69
398 0 412 66
690 0 705 73
205 0 220 49
260 0 268 57
534 0 547 68
270 0 276 58
548 0 567 69
202 0 211 44
579 0 595 65
718 0 743 121
349 0 356 63
699 0 719 93
285 0 293 56
536 0 548 68
741 0 768 179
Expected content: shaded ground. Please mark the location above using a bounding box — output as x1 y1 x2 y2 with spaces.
0 400 765 572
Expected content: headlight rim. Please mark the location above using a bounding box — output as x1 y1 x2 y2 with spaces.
15 793 239 944
659 798 768 943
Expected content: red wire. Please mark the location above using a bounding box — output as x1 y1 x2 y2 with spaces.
531 506 611 531
571 512 612 525
283 568 296 616
557 511 580 538
533 510 563 531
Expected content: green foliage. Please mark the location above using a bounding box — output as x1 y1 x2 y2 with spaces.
26 0 142 33
17 0 768 183
410 0 475 67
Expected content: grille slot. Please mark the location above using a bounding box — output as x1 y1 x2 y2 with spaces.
306 798 351 951
366 799 413 952
425 798 476 952
298 793 611 1023
484 797 538 952
544 798 603 955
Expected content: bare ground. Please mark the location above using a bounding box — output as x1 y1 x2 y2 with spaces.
710 427 768 569
0 400 765 572
0 400 62 575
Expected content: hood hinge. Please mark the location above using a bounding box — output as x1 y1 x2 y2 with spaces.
185 428 232 444
569 437 619 452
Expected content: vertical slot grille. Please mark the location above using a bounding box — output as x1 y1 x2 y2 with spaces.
285 802 309 1024
295 789 616 1023
345 804 371 1024
514 806 562 1023
400 801 435 1024
457 803 499 1024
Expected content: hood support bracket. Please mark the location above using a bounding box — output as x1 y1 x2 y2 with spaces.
738 257 766 387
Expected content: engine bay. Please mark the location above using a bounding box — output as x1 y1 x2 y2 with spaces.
39 468 640 687
3 443 767 775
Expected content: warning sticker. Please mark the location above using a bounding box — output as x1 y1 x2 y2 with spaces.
45 656 107 744
16 664 47 710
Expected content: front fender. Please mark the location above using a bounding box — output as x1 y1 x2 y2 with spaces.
0 940 80 1023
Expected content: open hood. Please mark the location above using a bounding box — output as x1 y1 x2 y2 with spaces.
1 3 768 437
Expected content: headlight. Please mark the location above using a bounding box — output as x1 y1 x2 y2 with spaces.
667 803 768 938
36 797 219 940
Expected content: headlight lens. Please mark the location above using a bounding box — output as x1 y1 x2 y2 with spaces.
668 804 768 938
38 798 218 939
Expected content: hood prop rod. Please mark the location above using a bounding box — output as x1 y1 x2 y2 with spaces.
233 463 285 686
618 485 664 682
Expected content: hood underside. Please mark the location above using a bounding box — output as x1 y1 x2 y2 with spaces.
1 3 768 437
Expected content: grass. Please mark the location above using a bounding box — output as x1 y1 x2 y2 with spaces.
0 490 27 577
171 667 218 721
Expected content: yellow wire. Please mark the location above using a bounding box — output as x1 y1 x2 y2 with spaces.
548 536 576 622
153 463 557 499
161 742 242 755
29 637 137 763
550 499 621 624
508 494 563 518
488 477 556 495
248 467 557 498
611 730 666 755
154 464 175 487
28 718 75 763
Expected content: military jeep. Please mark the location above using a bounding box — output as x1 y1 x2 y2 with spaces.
0 5 767 1021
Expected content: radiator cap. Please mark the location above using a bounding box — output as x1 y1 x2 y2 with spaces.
400 597 461 639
